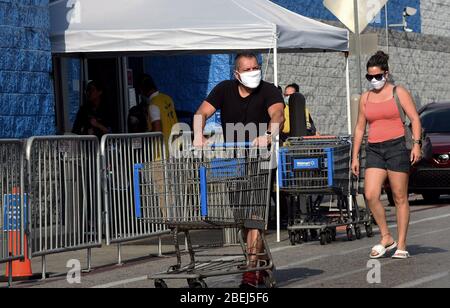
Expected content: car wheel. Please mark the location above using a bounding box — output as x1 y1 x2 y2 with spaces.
422 192 441 204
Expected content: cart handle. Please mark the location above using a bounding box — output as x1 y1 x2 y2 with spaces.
209 142 252 148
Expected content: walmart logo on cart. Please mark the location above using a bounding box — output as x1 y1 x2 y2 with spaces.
293 158 320 170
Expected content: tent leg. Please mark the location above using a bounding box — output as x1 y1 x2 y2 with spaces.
276 136 281 243
346 53 352 135
273 42 280 243
273 45 278 87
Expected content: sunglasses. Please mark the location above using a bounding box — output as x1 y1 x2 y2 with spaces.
366 73 385 82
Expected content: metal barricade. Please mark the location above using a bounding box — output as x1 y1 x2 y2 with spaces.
101 133 169 262
0 140 26 267
25 136 102 276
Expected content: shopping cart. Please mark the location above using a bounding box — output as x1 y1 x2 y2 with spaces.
133 143 276 288
278 136 373 246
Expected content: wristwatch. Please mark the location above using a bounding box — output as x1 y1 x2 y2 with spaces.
412 139 422 146
265 130 272 137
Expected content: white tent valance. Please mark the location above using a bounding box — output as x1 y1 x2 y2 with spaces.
50 0 349 54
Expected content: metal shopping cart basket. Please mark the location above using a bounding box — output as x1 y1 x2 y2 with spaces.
133 143 276 288
278 136 373 246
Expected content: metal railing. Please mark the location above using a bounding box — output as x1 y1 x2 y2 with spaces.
1 132 244 281
0 140 26 266
101 133 169 263
25 136 102 276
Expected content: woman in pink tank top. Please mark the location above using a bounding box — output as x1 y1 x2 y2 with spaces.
352 51 422 260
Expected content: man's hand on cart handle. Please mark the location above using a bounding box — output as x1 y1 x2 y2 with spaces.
351 159 360 177
252 135 272 147
193 136 209 148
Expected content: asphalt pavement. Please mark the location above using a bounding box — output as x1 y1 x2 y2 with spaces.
1 195 450 288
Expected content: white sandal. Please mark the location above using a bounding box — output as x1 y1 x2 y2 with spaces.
392 250 410 259
370 241 398 259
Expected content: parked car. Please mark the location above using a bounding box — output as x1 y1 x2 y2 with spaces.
386 102 450 205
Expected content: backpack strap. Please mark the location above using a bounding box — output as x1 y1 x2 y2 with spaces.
393 86 407 125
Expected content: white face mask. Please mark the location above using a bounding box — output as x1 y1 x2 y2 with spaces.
370 76 387 90
237 70 262 89
284 96 290 105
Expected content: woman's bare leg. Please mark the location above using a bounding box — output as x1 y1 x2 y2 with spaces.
387 170 410 251
365 168 395 255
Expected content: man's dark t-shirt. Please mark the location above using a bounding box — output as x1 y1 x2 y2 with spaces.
206 80 283 142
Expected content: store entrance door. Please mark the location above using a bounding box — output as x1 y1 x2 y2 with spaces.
86 58 124 133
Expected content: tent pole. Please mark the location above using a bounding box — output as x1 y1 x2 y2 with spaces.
273 41 281 243
346 53 352 135
273 45 278 87
346 52 354 215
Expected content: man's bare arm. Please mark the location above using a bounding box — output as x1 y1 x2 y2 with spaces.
267 102 285 137
193 101 216 146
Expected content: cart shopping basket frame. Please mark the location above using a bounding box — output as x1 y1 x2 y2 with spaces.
133 143 276 288
278 136 373 246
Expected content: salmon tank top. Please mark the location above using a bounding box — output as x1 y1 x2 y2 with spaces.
365 96 405 143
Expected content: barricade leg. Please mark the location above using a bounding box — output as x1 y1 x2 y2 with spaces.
83 248 92 273
8 255 13 288
117 244 123 266
158 237 163 257
41 256 46 280
184 236 189 253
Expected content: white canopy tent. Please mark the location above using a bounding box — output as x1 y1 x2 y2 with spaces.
50 0 352 242
50 0 348 54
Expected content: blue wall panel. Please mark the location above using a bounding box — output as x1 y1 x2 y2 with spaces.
144 54 234 124
0 0 55 138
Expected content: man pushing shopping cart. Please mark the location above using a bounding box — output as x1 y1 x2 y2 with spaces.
192 52 285 288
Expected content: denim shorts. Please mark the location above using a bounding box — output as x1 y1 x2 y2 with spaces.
366 137 411 173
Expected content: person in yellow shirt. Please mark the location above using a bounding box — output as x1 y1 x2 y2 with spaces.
139 74 179 151
283 83 317 137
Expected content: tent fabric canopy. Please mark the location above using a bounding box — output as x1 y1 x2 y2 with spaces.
50 0 349 54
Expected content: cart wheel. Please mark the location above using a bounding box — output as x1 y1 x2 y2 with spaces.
289 231 296 246
326 229 332 244
189 279 208 289
263 271 277 289
155 279 168 289
310 229 318 241
295 231 303 244
365 224 374 238
331 228 337 241
346 227 354 241
320 232 327 245
355 226 362 240
302 230 309 243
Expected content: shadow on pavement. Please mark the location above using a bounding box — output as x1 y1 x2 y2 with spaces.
409 196 450 207
408 245 448 256
274 267 324 287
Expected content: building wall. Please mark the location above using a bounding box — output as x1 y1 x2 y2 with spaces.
0 0 55 138
262 0 450 135
421 0 450 36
